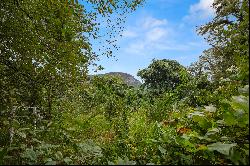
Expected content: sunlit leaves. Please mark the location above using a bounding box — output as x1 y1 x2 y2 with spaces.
207 142 237 156
205 128 221 136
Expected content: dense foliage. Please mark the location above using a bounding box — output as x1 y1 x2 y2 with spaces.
138 59 191 95
0 0 249 165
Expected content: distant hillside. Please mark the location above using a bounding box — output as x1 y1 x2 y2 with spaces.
89 72 142 87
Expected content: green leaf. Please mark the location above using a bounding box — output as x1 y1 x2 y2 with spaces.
116 156 136 165
181 134 190 140
108 161 115 165
191 114 202 122
207 142 237 156
32 138 42 144
189 111 204 119
158 145 166 154
82 41 90 50
220 136 229 141
204 105 216 112
45 158 57 165
238 85 249 94
223 112 237 126
206 128 220 136
197 144 208 151
198 118 211 129
216 120 225 125
229 149 241 165
149 139 159 143
12 119 20 128
3 120 9 125
45 161 57 165
231 95 249 111
17 131 26 139
47 121 53 127
21 148 37 161
55 151 63 160
63 157 72 164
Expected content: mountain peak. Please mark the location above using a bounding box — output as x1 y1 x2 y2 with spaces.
89 72 142 87
104 72 142 87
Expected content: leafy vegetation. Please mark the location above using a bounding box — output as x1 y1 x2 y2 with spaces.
0 0 248 165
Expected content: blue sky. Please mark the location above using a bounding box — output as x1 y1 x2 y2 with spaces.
88 0 215 81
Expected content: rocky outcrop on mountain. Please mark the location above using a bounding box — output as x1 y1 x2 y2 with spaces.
104 72 141 87
89 72 142 87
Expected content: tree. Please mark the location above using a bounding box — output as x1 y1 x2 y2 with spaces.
198 0 249 84
188 48 239 83
0 0 90 117
0 0 144 116
137 59 191 95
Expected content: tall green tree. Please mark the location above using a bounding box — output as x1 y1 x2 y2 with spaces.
0 0 144 115
137 59 191 95
0 0 90 115
198 0 249 83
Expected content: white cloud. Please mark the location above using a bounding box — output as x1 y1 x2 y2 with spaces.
121 15 207 56
121 16 171 55
146 27 168 41
122 30 138 38
142 16 167 29
126 41 146 55
185 0 215 21
151 42 190 51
